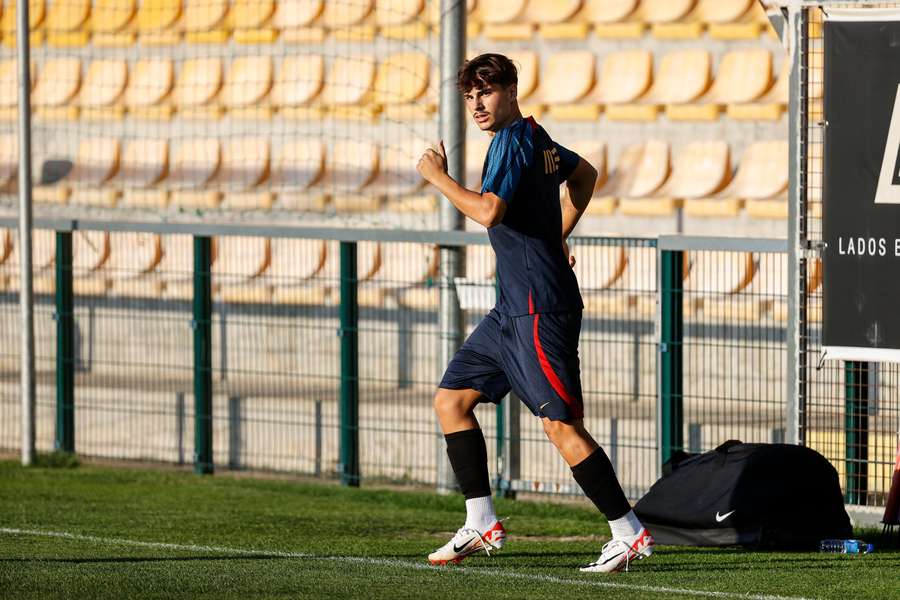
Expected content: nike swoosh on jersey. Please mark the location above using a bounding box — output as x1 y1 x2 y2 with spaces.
715 510 736 523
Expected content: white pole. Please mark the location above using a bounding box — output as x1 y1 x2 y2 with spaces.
16 0 36 466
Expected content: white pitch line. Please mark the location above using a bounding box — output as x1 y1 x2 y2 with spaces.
0 527 813 600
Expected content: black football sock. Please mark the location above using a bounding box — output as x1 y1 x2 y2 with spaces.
571 447 631 521
444 428 492 499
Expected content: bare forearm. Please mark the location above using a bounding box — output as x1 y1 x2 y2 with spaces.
430 172 502 228
562 165 596 239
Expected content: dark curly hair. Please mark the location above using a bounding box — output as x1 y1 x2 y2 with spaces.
456 53 518 94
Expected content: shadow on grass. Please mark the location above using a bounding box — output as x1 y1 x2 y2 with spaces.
30 452 80 469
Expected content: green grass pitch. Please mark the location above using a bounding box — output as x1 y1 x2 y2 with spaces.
0 459 897 599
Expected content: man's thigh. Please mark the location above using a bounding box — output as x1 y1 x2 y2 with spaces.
439 309 512 404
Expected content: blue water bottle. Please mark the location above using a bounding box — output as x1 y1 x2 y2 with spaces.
818 539 874 554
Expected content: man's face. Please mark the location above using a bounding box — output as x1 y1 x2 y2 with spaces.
463 83 517 132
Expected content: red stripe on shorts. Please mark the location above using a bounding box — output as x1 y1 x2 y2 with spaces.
529 292 582 418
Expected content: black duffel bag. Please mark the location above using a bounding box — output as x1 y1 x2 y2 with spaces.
633 441 852 549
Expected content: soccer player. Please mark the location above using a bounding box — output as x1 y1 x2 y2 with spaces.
415 53 654 574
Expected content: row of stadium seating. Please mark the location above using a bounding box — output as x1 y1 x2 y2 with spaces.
0 227 819 322
0 47 790 122
0 135 790 219
0 0 774 47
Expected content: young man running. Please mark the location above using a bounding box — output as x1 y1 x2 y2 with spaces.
415 53 654 574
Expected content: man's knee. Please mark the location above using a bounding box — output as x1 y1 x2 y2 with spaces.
542 417 581 445
433 388 473 419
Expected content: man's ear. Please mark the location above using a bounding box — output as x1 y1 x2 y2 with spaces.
509 83 518 101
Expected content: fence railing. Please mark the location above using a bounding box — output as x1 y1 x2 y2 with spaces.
0 218 894 507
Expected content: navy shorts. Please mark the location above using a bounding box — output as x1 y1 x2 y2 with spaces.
439 308 584 421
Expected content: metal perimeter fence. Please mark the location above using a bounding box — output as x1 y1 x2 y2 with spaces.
0 218 830 504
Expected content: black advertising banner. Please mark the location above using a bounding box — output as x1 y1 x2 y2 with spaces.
824 12 900 362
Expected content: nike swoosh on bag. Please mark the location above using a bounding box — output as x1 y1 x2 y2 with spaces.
715 510 736 523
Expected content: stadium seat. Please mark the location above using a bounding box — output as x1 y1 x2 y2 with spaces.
668 49 772 120
274 0 325 43
465 138 491 191
771 259 822 323
1 0 46 48
616 140 671 214
574 243 627 293
90 0 137 46
0 228 11 264
322 0 375 40
373 52 433 120
642 0 694 24
45 0 90 46
4 228 57 294
222 56 274 118
272 54 325 118
116 138 169 209
322 56 377 119
687 140 787 217
561 141 609 214
607 49 710 120
72 231 111 284
184 0 229 43
271 139 328 211
684 250 756 316
168 138 222 209
479 0 529 40
375 0 427 40
728 56 788 120
78 59 127 119
135 0 181 44
706 0 765 40
0 59 17 120
37 137 120 206
0 133 14 189
328 140 380 211
590 245 658 316
379 242 440 308
125 58 174 119
174 58 224 118
704 251 783 321
378 143 435 213
623 141 730 216
214 236 272 302
86 232 164 297
594 49 652 106
590 0 644 38
592 143 647 212
230 0 277 43
338 240 383 305
269 238 330 305
32 57 81 119
543 51 599 120
159 234 211 300
219 138 273 210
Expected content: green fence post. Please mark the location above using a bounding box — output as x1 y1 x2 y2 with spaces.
193 236 213 475
844 361 869 505
659 249 684 468
339 241 360 487
54 231 74 454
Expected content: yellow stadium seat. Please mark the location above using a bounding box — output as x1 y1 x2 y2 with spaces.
54 137 121 207
125 59 174 119
592 143 643 212
322 0 374 40
704 252 783 321
169 138 222 208
271 139 327 211
78 59 127 119
529 0 590 39
84 232 163 296
4 228 55 294
624 141 730 217
728 56 788 120
90 0 136 45
611 49 710 120
0 228 12 264
707 0 763 39
594 49 652 107
465 138 490 191
274 0 324 42
642 0 694 23
684 250 756 316
480 0 530 40
272 55 325 118
615 140 670 214
222 56 274 118
381 242 440 308
158 235 204 299
32 57 80 119
506 51 540 117
2 0 46 48
135 0 181 44
590 0 644 38
117 138 169 209
574 243 627 292
373 52 432 120
688 140 786 218
0 59 18 120
219 137 274 210
174 57 224 118
587 245 658 316
45 0 89 46
328 140 380 212
266 238 329 305
667 49 772 121
0 133 16 189
322 56 376 119
375 0 427 39
378 143 436 213
213 236 272 301
563 141 610 215
72 232 111 288
231 0 277 43
543 51 599 120
184 0 229 43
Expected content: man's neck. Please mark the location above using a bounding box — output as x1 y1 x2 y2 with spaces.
489 107 523 136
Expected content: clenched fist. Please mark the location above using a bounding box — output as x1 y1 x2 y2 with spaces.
416 141 448 184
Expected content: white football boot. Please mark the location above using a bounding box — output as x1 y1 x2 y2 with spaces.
427 520 506 565
580 527 654 573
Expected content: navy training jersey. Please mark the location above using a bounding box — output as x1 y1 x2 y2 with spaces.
480 116 584 316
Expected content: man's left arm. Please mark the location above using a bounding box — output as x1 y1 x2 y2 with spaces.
561 157 598 240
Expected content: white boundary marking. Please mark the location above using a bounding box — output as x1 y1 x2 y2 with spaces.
0 527 812 600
